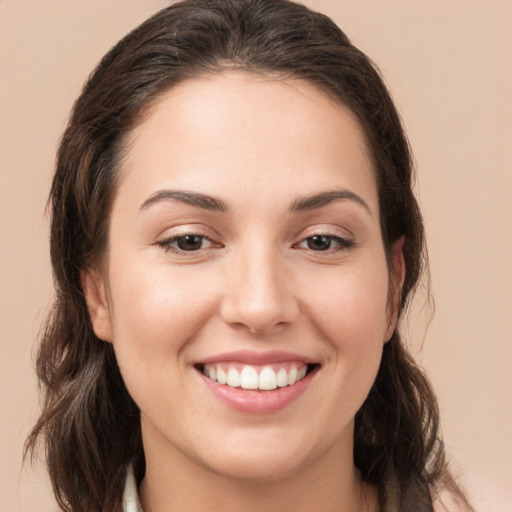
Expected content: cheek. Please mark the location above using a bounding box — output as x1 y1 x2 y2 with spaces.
106 264 222 431
303 261 389 402
107 260 217 378
304 262 390 347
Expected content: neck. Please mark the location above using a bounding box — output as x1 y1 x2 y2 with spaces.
138 420 378 512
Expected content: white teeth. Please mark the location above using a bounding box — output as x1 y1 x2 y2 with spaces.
202 363 311 390
276 368 288 387
227 367 240 387
259 366 277 390
240 365 259 390
217 366 227 385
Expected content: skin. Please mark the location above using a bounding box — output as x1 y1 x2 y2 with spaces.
84 72 405 512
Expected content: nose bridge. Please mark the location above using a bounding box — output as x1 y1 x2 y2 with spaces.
221 238 298 333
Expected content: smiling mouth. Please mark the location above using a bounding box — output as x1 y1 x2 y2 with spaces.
195 363 320 391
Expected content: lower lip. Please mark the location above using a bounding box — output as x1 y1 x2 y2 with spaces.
197 368 316 414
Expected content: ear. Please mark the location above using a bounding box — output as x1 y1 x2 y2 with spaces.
81 268 113 342
384 236 406 342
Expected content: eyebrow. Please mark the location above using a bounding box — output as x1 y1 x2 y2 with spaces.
289 189 371 214
140 188 371 215
140 190 228 212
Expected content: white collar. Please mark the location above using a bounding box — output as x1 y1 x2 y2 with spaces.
123 464 143 512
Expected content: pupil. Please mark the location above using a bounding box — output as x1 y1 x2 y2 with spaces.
308 235 331 251
177 235 202 251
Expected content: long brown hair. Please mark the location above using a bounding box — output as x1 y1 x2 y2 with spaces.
26 1 473 510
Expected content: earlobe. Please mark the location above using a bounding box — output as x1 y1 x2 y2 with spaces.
81 269 113 342
384 236 406 342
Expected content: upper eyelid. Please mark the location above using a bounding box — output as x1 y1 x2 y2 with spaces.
156 224 219 240
295 225 354 240
154 223 355 244
300 233 350 242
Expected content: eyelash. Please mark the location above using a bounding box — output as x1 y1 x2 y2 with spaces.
158 232 354 255
158 233 218 254
294 234 354 253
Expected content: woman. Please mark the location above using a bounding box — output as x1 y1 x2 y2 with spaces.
26 0 474 511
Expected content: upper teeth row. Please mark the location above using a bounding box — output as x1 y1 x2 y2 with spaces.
203 364 308 390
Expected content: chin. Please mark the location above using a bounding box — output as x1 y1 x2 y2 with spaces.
206 452 309 483
195 431 324 484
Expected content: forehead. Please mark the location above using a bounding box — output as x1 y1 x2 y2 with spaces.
117 71 377 214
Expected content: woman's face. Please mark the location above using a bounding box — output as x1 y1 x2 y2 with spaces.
85 72 401 482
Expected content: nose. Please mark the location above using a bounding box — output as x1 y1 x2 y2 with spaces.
220 245 299 335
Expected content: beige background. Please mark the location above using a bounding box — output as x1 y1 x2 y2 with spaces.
1 1 511 511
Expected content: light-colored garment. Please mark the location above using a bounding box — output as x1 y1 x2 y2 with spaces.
121 463 439 512
123 464 143 512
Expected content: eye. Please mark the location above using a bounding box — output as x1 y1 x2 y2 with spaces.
159 234 216 253
297 234 353 252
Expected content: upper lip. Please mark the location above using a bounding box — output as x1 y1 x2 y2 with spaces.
197 350 318 366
